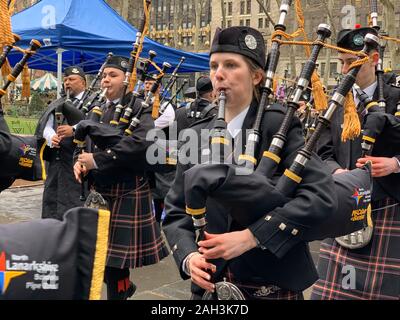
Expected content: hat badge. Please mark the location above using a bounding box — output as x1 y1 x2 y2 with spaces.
244 34 257 50
353 34 364 47
121 60 128 69
71 68 79 74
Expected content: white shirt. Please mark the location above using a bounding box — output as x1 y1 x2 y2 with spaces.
155 102 175 129
43 91 85 147
227 106 249 138
353 82 377 107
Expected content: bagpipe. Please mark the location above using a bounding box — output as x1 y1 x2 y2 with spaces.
79 52 114 114
186 31 379 242
0 206 110 300
0 39 44 192
159 56 185 105
184 18 386 300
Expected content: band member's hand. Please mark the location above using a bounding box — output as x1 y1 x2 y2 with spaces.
51 134 61 148
298 101 306 114
77 152 95 171
186 252 216 293
333 168 349 174
57 125 73 138
198 229 257 261
73 161 87 183
357 155 399 177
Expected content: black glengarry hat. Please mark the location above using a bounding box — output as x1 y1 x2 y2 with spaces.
64 66 86 80
196 76 213 94
210 26 266 68
337 26 378 51
104 55 129 72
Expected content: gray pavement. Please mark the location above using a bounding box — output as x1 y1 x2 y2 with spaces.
0 184 321 300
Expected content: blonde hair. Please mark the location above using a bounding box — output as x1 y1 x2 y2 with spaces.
243 57 266 102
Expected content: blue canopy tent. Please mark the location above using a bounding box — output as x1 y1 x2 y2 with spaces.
8 0 210 96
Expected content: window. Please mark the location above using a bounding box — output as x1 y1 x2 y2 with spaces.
239 19 244 26
227 20 232 27
246 19 250 27
228 2 232 16
258 18 263 29
320 62 326 77
246 0 251 14
330 62 338 77
240 1 245 15
265 18 269 29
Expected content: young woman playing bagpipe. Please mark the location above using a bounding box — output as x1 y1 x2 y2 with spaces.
72 55 169 300
162 19 340 299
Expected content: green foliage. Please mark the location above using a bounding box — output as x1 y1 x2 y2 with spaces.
29 91 47 116
4 116 38 135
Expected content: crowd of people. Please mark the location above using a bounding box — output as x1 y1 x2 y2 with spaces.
1 21 399 301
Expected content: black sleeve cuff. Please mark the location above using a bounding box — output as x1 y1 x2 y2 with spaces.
248 213 307 259
170 238 198 280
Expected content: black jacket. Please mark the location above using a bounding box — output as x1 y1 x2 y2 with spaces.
91 99 155 186
163 100 336 294
317 81 400 202
175 98 217 135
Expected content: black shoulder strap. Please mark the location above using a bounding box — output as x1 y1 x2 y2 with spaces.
198 103 216 119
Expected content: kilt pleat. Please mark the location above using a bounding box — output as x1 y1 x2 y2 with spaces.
95 177 169 269
311 197 400 300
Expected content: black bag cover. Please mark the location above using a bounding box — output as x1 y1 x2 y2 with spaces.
0 135 46 185
0 207 110 300
303 163 372 240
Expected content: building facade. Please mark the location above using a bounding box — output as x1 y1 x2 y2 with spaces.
211 0 399 89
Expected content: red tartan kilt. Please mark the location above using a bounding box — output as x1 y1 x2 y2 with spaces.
95 177 169 269
312 197 400 300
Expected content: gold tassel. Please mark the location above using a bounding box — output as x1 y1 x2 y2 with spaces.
0 0 14 47
8 0 16 16
311 71 327 111
341 91 361 142
151 93 160 119
21 64 31 98
1 56 12 77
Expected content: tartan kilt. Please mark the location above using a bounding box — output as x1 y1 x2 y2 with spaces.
95 177 169 269
311 197 400 300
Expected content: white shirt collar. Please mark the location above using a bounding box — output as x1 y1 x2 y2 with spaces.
74 91 85 101
106 98 120 104
353 81 377 106
227 106 249 138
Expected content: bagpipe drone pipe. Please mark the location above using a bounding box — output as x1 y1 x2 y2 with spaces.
73 61 171 155
184 31 382 243
0 39 44 192
0 206 110 300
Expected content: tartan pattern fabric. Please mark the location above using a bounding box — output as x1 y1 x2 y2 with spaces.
222 268 303 300
311 197 400 300
95 177 169 269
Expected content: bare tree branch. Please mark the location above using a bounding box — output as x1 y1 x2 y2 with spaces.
255 0 276 27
